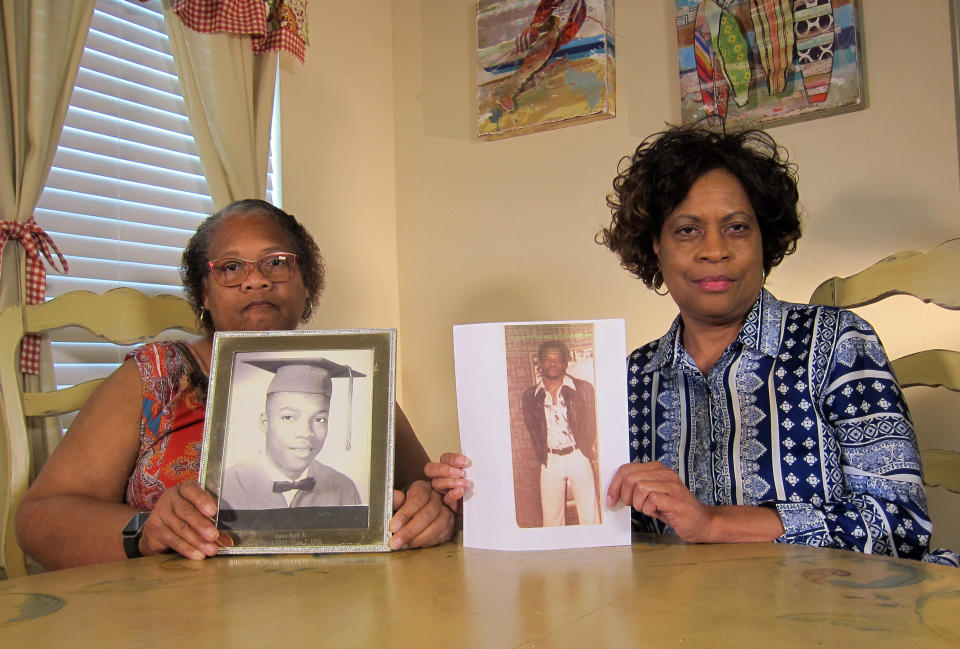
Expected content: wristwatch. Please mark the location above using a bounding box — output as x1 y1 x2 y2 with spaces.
122 511 150 559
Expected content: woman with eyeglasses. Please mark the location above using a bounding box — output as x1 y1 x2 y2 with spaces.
16 200 456 569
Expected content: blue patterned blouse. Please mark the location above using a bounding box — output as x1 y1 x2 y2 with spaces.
628 289 956 564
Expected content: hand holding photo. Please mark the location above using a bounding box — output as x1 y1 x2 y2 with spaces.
453 319 630 550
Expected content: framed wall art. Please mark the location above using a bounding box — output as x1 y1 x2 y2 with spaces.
199 329 396 554
478 0 616 138
676 0 863 129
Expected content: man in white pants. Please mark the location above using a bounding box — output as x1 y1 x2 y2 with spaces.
521 340 600 526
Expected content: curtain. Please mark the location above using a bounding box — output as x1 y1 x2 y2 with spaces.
0 0 95 532
162 0 290 209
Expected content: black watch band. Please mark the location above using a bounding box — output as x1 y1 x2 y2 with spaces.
122 511 150 559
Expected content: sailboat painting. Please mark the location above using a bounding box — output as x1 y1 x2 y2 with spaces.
478 0 615 138
676 0 862 129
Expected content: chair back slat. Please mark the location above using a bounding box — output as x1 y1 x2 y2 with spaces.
22 380 105 419
24 289 198 342
922 449 960 493
891 350 960 392
810 238 960 310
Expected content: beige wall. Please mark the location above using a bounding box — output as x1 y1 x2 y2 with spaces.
282 1 960 546
280 0 402 335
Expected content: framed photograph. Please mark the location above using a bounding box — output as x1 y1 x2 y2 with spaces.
477 0 616 139
675 0 863 129
199 329 396 554
452 319 631 551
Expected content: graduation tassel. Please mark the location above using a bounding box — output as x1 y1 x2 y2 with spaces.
345 366 354 451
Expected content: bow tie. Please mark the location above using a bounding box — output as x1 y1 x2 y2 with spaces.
272 477 316 493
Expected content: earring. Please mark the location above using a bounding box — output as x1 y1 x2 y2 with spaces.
761 268 767 285
652 269 669 296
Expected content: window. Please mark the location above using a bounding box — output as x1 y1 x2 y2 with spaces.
38 0 213 299
36 0 276 390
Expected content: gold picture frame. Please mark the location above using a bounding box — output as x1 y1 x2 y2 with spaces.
199 329 396 554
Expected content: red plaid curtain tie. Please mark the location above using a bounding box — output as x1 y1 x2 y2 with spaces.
0 218 69 374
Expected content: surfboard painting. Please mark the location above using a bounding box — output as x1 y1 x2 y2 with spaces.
794 0 835 103
675 0 861 129
478 0 615 139
705 0 752 107
695 0 730 118
750 0 794 95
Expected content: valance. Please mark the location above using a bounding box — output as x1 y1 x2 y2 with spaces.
170 0 309 62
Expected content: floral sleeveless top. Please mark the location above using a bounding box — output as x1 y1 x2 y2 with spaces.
124 342 208 510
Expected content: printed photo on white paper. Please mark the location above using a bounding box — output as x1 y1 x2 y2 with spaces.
453 319 631 550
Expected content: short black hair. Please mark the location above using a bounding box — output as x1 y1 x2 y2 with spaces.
180 199 325 333
537 340 570 363
597 125 802 289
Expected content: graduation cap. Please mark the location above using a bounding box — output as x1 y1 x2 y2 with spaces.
244 358 366 450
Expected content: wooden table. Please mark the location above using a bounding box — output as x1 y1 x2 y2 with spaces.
2 536 959 648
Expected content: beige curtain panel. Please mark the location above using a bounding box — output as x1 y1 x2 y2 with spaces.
162 0 279 209
0 0 96 532
0 0 92 319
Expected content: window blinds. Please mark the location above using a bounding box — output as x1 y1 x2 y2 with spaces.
37 0 213 299
36 0 274 390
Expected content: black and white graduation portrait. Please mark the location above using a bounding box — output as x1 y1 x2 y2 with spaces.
218 348 375 515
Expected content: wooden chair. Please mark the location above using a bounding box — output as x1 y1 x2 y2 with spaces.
810 238 960 548
0 288 201 578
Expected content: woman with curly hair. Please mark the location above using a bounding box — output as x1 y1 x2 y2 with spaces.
596 125 954 564
18 200 455 569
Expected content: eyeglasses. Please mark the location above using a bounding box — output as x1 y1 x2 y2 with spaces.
207 252 298 287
